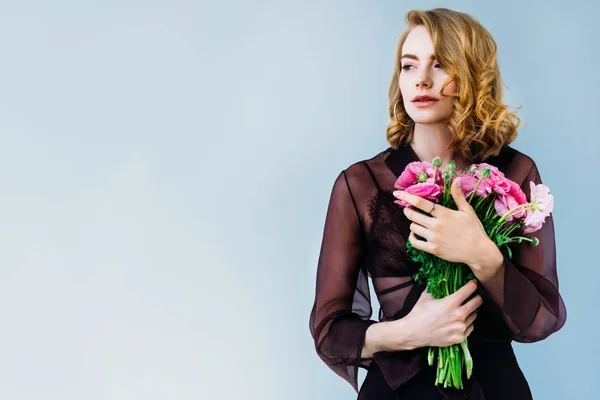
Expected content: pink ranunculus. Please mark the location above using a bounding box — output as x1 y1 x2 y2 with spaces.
523 219 543 234
494 194 522 222
394 182 442 209
508 179 527 205
456 174 488 199
479 178 495 195
492 177 511 196
474 162 500 174
494 197 510 221
523 182 554 234
494 179 530 221
505 179 528 219
394 161 442 190
473 163 509 196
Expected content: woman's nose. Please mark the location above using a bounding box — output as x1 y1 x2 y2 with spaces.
416 71 433 88
416 77 432 88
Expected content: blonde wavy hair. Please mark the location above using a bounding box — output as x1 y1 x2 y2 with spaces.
387 8 520 162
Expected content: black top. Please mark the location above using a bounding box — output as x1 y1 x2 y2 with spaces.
308 144 566 398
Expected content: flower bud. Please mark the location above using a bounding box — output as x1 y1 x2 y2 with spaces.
447 160 456 171
531 237 540 246
481 168 491 178
418 171 428 182
442 171 449 180
469 165 477 174
432 156 442 168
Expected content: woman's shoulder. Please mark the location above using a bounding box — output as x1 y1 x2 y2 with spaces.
339 147 392 179
505 144 537 164
344 147 392 171
491 145 542 185
328 147 393 193
488 144 538 172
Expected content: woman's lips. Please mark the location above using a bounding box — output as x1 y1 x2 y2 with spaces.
412 99 439 107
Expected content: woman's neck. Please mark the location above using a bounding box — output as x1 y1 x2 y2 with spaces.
410 123 469 171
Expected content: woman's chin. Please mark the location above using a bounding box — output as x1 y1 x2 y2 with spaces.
408 115 451 125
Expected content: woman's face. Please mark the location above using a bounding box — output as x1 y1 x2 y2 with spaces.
399 25 456 125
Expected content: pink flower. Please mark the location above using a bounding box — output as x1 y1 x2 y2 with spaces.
394 183 442 209
508 180 527 205
523 219 543 234
494 195 521 222
523 182 554 234
494 180 529 221
394 161 442 190
456 175 488 199
473 163 509 195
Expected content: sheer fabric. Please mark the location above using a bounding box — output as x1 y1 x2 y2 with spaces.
308 144 566 398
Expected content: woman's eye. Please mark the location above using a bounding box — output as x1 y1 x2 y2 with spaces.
401 63 442 71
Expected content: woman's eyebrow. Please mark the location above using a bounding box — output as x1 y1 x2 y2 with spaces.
401 54 436 61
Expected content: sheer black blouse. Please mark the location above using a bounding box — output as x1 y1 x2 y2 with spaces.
308 144 566 396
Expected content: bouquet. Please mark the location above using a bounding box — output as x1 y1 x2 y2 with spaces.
393 156 554 390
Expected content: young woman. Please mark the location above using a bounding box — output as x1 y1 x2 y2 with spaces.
308 8 566 400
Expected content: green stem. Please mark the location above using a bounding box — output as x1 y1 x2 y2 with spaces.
494 202 532 229
449 345 458 388
453 265 459 293
444 354 451 387
498 220 522 237
445 266 451 296
489 202 533 238
440 348 449 386
475 196 485 209
467 175 485 204
484 195 496 219
460 339 473 379
443 172 451 204
455 345 463 389
428 346 435 366
504 236 538 245
436 346 442 385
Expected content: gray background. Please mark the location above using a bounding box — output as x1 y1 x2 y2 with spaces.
0 1 596 399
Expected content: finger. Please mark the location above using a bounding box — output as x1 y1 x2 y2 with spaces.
446 280 478 306
404 207 436 229
464 310 478 327
409 222 432 240
393 190 437 214
409 231 435 254
464 323 475 337
460 294 483 315
451 178 472 213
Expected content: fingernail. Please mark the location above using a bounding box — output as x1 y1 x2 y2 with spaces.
393 190 402 197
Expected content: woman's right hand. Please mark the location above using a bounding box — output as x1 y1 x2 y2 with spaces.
400 280 483 349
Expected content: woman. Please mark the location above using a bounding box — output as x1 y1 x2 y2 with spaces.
308 8 566 400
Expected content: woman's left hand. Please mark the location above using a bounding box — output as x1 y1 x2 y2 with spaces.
393 178 503 274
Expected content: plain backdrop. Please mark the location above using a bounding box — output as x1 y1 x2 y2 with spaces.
0 1 597 399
